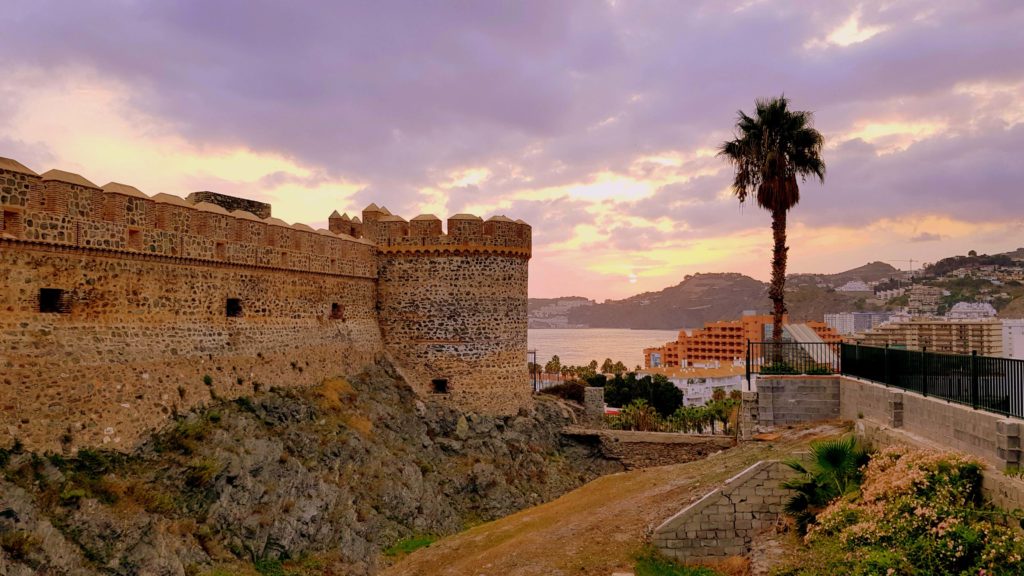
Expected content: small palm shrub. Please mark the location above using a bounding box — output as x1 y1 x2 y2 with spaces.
782 435 868 533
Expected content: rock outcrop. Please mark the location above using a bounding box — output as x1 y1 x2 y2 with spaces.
0 361 622 575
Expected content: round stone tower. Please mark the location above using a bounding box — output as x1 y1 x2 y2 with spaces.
367 206 533 415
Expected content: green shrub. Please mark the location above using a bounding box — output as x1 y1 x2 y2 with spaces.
185 458 223 488
539 381 586 403
610 399 663 432
254 558 286 576
759 362 798 375
157 416 213 455
779 445 1024 575
234 396 258 413
633 547 720 575
203 374 214 386
0 530 41 561
59 488 88 506
605 373 683 417
384 535 436 557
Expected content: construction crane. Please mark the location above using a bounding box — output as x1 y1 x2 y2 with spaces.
887 259 917 273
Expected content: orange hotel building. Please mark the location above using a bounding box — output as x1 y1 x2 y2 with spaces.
643 313 843 368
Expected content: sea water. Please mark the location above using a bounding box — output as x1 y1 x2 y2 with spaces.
527 328 681 369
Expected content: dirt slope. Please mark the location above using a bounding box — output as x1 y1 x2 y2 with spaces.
383 423 845 576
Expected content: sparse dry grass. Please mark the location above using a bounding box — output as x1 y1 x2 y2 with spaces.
344 414 373 437
316 377 356 411
383 423 845 576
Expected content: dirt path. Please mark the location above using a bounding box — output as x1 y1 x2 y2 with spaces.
383 424 845 576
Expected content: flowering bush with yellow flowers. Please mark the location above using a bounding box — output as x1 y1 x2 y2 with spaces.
775 445 1024 576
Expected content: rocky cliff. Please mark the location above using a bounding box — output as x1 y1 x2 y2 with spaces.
0 362 621 575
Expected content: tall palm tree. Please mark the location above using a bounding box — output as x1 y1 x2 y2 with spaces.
719 96 825 344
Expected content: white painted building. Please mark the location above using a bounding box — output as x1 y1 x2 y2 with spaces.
641 362 745 406
1003 319 1024 360
837 280 872 292
947 302 997 320
825 312 893 335
824 313 855 335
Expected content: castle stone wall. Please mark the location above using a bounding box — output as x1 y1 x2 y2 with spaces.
0 243 382 451
0 156 534 450
377 252 531 415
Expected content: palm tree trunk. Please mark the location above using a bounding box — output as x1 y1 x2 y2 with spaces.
769 208 788 359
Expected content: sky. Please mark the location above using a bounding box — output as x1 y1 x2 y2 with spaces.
1 1 1022 301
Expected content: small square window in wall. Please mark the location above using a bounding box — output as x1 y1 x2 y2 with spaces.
226 298 243 318
431 378 449 394
128 228 143 251
330 303 345 320
39 288 67 314
2 210 22 238
215 241 227 259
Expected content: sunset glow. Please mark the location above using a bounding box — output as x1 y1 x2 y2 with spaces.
1 1 1022 300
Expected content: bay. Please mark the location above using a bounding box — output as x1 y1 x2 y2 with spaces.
527 328 680 369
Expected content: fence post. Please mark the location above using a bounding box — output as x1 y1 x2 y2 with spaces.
921 347 928 398
883 344 890 387
745 340 751 391
971 350 979 409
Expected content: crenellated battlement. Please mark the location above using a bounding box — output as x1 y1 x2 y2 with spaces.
358 207 532 257
1 157 533 270
0 158 378 278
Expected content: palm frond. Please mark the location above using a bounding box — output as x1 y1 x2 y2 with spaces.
719 95 826 212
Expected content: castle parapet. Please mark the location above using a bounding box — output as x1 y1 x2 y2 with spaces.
368 211 532 257
0 156 376 278
410 214 442 237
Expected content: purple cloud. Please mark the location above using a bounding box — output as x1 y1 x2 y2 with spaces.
0 0 1021 259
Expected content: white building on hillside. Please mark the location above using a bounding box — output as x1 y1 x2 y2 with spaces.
1004 319 1024 360
947 302 997 320
837 280 872 292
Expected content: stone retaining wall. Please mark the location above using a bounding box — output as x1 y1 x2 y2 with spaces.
653 460 796 563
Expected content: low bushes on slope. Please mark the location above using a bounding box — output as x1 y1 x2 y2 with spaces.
777 444 1024 576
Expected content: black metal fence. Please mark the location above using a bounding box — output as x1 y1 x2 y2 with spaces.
745 341 841 383
745 340 1024 420
840 344 1024 419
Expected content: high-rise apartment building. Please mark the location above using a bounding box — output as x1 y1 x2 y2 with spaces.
824 312 893 335
1003 319 1024 360
643 313 842 368
854 318 1003 356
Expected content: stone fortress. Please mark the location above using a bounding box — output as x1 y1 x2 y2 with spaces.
0 156 532 451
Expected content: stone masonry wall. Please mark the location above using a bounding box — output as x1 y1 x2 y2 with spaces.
377 252 532 415
653 460 797 564
0 244 382 451
1 156 535 450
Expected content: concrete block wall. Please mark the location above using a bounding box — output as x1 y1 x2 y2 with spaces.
653 460 797 564
757 376 840 427
842 376 1022 469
